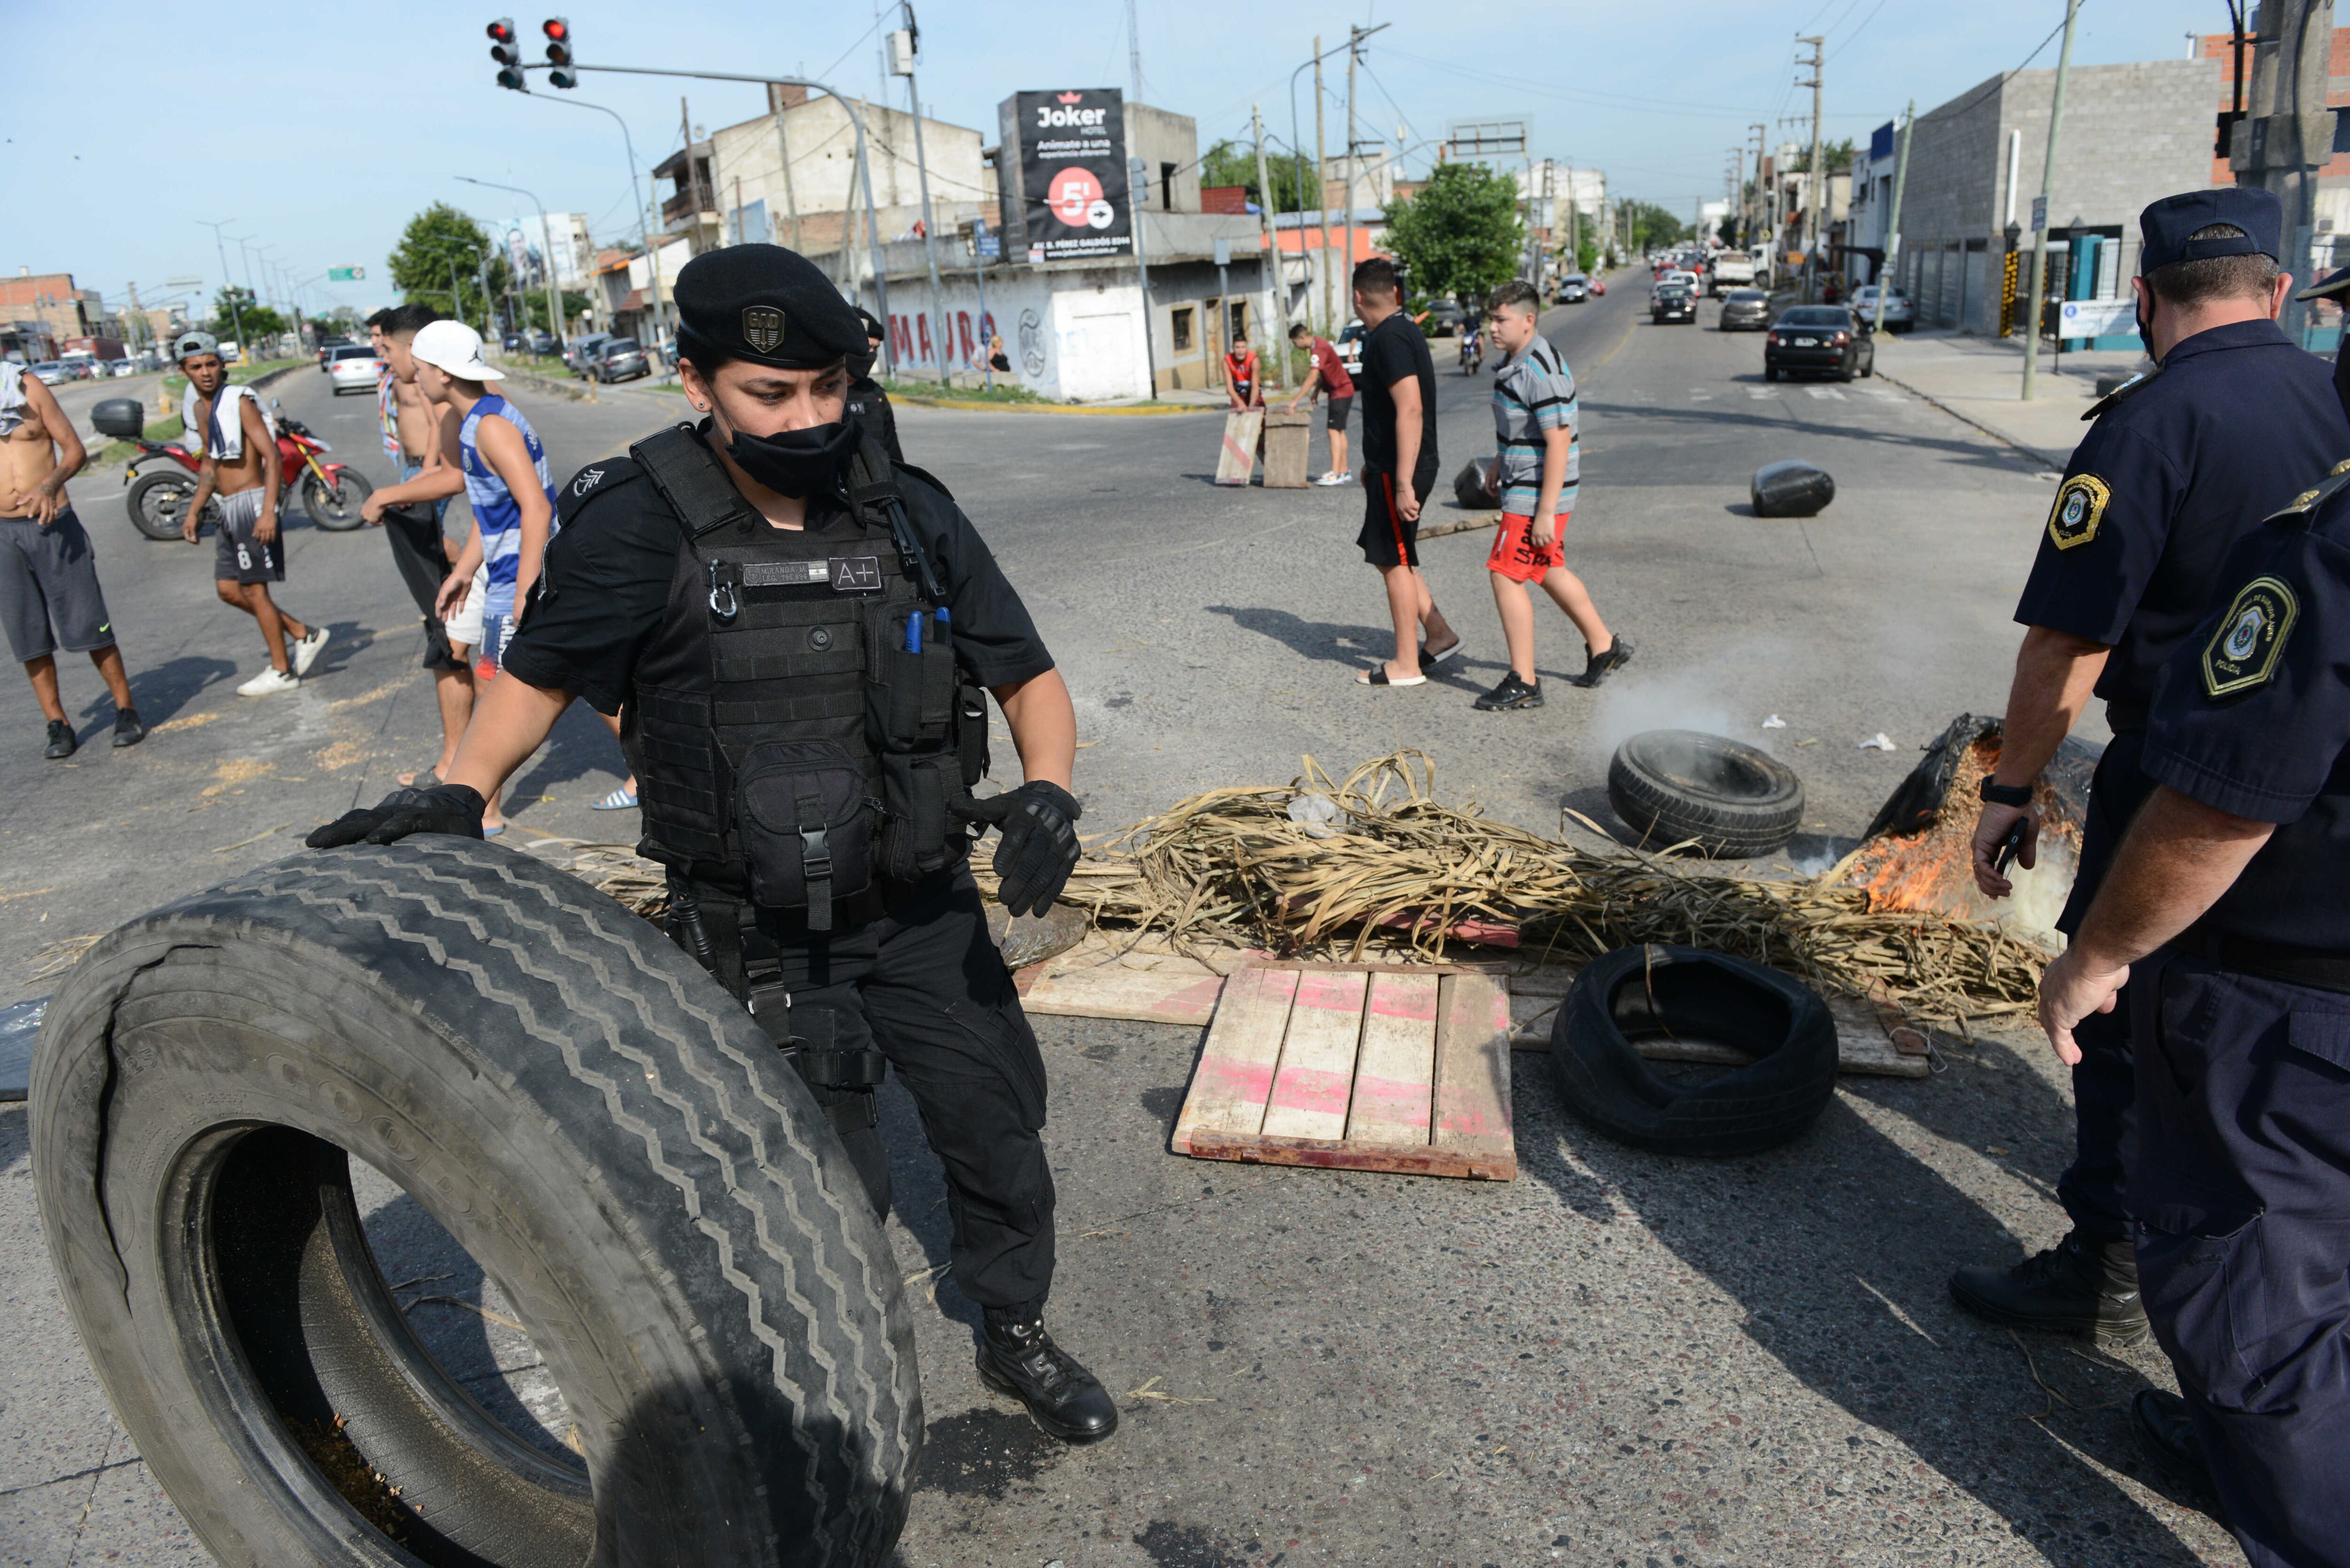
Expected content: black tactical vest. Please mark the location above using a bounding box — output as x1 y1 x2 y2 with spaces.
625 424 981 930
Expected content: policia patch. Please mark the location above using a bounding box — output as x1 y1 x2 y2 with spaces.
2202 576 2299 697
2046 474 2111 550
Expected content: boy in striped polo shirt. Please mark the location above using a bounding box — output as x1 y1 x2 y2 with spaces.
1474 280 1629 711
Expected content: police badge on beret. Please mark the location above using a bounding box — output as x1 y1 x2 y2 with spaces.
2046 474 2110 550
742 305 787 353
2202 575 2299 698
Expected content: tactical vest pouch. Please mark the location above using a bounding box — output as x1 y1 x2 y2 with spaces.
735 741 874 927
868 603 958 752
877 750 961 882
957 679 992 790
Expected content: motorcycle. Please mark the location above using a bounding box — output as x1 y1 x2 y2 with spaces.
1459 327 1484 375
123 404 373 541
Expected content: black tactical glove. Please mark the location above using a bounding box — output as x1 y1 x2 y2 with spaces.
306 784 488 849
956 781 1081 916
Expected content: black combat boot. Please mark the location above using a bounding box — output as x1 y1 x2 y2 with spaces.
977 1318 1118 1444
1948 1229 2148 1346
2131 1389 2218 1503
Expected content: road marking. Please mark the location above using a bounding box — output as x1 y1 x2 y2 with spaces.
1747 387 1775 399
1806 387 1847 401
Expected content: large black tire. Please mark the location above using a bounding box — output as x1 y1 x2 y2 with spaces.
1607 729 1804 858
126 468 196 540
1550 944 1840 1156
33 838 920 1567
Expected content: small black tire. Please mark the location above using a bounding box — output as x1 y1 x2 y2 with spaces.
1763 365 1779 382
33 837 920 1567
126 468 195 540
303 468 374 531
1551 944 1840 1156
1607 729 1803 858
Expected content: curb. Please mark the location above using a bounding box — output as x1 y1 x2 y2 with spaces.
1418 515 1498 541
1869 367 2071 471
492 362 687 406
892 392 1214 417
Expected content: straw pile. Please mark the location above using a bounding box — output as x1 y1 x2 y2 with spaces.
983 752 2053 1024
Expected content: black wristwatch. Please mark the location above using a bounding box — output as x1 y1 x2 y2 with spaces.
1978 777 2033 808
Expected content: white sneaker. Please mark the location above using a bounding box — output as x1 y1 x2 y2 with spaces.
237 667 300 697
292 625 330 676
1313 471 1344 486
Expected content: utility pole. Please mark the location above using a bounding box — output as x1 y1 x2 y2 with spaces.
1251 101 1288 387
197 219 249 359
768 83 805 251
891 7 952 388
2232 0 2337 343
1126 0 1143 103
2021 0 2083 401
1344 25 1364 320
1130 153 1159 397
1315 38 1332 337
1796 35 1824 302
1749 123 1766 249
1873 101 1914 336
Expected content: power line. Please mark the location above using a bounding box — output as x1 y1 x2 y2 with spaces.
1826 0 1896 61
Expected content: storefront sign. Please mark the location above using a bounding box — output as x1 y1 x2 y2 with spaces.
1012 87 1131 263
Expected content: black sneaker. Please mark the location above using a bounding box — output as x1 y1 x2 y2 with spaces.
1473 673 1544 711
1570 638 1633 688
44 719 76 759
1949 1228 2148 1347
113 707 146 748
976 1318 1119 1444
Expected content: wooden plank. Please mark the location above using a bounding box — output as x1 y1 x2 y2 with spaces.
1213 409 1263 485
1343 972 1440 1147
1021 963 1227 1027
1179 1127 1513 1181
1170 967 1299 1152
1258 969 1368 1141
1432 973 1516 1178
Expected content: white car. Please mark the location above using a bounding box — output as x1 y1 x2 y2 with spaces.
1665 269 1702 295
1850 285 1916 333
325 343 384 395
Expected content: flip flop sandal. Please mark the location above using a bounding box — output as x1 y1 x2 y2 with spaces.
481 823 506 838
1356 666 1426 687
1420 637 1463 668
592 786 640 811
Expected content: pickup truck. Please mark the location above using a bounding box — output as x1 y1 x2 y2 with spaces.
1709 253 1756 296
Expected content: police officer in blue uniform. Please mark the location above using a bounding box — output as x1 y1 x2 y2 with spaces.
2289 262 2350 424
2038 462 2350 1568
309 244 1118 1444
1953 187 2350 1344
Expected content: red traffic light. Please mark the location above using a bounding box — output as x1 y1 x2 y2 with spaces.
486 16 516 42
542 16 576 85
541 16 568 38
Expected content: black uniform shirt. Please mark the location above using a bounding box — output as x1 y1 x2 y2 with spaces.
2142 473 2350 947
846 375 903 466
2013 318 2349 725
501 425 1052 716
1357 312 1439 493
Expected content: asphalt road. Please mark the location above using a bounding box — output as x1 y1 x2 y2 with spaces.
0 283 2232 1568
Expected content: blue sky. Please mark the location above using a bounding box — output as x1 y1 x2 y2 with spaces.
5 0 2224 321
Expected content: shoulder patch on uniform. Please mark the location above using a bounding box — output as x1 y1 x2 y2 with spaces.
2201 576 2299 698
2046 474 2111 550
571 466 606 498
2081 364 2161 422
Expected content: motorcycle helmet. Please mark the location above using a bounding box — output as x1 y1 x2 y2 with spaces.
172 330 219 362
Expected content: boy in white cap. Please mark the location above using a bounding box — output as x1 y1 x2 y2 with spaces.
411 319 558 834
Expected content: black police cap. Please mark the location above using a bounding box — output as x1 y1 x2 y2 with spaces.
2138 187 2282 274
672 243 865 371
2296 264 2350 302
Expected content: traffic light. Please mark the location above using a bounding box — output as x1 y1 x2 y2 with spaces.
542 17 577 89
488 17 525 90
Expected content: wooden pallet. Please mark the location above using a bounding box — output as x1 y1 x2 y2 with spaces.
1170 964 1516 1180
1213 409 1264 485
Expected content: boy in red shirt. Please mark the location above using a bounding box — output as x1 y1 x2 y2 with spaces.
1286 322 1354 485
1223 334 1263 411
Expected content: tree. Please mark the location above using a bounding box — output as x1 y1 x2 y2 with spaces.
1380 162 1523 307
521 289 593 335
209 286 286 346
1617 200 1691 255
388 204 511 334
1782 138 1858 174
1199 138 1317 213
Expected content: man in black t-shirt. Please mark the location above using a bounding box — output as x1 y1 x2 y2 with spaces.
1351 257 1459 686
308 244 1117 1448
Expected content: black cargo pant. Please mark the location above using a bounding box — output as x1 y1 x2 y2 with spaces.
691 863 1056 1324
380 480 462 673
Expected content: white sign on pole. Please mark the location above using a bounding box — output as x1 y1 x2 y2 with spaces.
2057 297 2138 338
1213 237 1231 267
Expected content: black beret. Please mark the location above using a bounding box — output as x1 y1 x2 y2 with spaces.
2138 187 2282 275
673 243 865 370
855 306 886 341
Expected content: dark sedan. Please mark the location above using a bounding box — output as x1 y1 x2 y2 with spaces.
591 336 651 382
1763 305 1873 382
1718 288 1771 331
1651 284 1697 324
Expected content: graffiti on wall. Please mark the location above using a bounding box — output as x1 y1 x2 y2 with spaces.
886 310 1004 374
1018 308 1047 378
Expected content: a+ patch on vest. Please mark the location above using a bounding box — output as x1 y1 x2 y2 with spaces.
742 305 787 353
2202 575 2298 697
2047 474 2110 550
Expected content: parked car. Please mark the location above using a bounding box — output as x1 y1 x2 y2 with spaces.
526 329 558 356
1718 288 1772 331
1849 284 1916 333
1651 283 1697 324
27 360 63 383
324 343 384 396
1764 305 1874 382
589 336 651 382
1419 298 1465 337
565 332 612 376
1557 273 1590 304
106 359 140 377
1336 318 1366 379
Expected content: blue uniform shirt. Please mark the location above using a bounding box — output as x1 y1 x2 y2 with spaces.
2014 318 2349 725
2142 468 2350 948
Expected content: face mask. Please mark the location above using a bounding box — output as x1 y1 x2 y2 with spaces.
725 416 862 498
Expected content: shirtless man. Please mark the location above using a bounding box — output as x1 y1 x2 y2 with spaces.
0 360 141 757
360 304 476 783
178 331 329 696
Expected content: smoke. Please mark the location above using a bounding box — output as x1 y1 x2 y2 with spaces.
1582 639 1799 764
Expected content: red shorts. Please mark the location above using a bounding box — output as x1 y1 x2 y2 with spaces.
1487 511 1569 583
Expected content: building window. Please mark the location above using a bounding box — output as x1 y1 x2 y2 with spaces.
1171 306 1195 351
1161 161 1178 212
1228 301 1248 343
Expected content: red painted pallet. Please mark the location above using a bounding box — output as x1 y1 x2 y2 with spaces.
1170 963 1515 1181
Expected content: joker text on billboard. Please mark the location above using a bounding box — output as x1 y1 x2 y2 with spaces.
1017 88 1130 263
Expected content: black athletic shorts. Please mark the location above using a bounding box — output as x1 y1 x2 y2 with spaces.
1357 467 1420 569
1325 394 1352 429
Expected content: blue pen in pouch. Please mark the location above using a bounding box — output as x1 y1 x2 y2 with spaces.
905 610 923 653
934 606 950 639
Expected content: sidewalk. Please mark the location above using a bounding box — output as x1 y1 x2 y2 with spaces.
1868 329 2144 470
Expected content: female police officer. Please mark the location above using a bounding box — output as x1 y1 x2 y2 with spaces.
309 243 1115 1444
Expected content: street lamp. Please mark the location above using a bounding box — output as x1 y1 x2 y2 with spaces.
196 218 249 360
514 91 668 353
456 173 569 348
